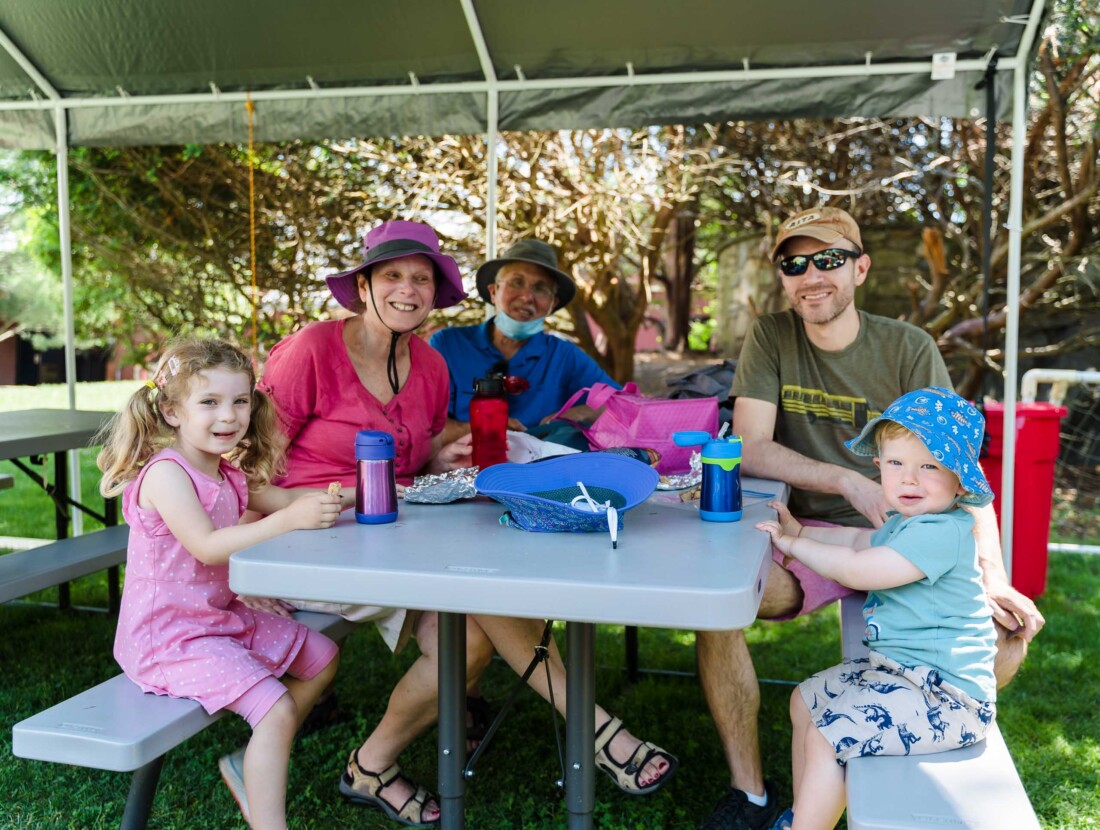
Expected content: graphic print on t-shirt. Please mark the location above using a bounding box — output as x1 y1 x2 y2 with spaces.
780 385 883 429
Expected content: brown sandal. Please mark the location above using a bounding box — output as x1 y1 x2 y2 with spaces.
338 751 439 827
594 716 679 795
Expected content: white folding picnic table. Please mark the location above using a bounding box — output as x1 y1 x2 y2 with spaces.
230 477 787 830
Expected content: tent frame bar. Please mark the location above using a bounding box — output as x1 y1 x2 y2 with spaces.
0 56 1025 114
0 23 58 100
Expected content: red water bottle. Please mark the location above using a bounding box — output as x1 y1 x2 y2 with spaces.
470 376 508 469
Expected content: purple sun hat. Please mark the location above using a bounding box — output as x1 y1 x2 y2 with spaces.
845 387 993 507
325 220 467 311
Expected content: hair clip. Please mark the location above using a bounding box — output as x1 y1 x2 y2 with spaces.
144 379 157 391
154 354 181 389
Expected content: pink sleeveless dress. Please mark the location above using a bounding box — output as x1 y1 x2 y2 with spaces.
113 448 309 714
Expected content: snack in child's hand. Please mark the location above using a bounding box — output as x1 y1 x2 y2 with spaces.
327 482 341 496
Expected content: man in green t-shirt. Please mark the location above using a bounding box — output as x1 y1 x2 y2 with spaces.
696 207 1045 830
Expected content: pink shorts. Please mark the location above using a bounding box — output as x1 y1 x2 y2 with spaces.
768 518 856 621
224 628 338 729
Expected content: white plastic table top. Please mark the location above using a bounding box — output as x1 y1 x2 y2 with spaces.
0 409 113 460
230 477 788 629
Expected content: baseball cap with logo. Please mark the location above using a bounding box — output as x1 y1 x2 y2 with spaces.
769 206 863 263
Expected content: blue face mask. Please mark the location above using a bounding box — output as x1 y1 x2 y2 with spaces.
494 310 545 340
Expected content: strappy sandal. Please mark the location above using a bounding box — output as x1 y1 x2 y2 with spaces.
338 751 439 828
594 716 679 796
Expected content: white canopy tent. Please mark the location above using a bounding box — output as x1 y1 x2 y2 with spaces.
0 0 1048 572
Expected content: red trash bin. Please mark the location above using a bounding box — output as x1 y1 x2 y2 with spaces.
980 401 1067 599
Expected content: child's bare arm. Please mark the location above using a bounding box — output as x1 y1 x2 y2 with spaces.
247 480 349 514
757 517 925 591
766 500 868 548
141 462 341 566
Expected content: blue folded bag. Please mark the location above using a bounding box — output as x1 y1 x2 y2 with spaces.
475 453 659 533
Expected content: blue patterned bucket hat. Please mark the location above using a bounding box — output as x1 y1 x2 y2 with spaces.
475 453 658 532
845 387 993 507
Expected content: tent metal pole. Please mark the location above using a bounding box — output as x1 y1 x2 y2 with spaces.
54 102 85 534
54 105 76 409
997 0 1045 579
999 63 1029 577
486 90 499 262
458 0 499 264
997 62 1023 576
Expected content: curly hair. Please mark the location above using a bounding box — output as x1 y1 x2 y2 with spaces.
96 337 284 497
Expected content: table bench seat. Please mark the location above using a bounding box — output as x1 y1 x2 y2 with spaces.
0 472 13 490
13 610 354 829
839 593 1039 830
0 524 128 605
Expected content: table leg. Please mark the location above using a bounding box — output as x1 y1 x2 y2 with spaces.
106 496 120 613
438 611 467 830
53 451 71 610
625 625 640 682
565 621 596 830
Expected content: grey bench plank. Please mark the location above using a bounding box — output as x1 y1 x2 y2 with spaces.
12 610 355 771
0 473 13 490
839 592 1039 830
0 524 129 604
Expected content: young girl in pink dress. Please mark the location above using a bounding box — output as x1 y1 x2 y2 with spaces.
97 338 346 830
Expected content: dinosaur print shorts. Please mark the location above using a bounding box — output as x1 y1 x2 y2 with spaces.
799 651 996 766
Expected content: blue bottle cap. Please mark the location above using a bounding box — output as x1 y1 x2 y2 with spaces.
701 435 742 460
355 429 395 460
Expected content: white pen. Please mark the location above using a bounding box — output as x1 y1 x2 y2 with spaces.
607 505 618 549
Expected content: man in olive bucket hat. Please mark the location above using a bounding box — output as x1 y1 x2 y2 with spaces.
430 239 620 447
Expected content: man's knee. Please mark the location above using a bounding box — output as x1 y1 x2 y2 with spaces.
757 561 804 619
465 621 495 677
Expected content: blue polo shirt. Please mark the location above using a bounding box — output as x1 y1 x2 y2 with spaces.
429 321 620 428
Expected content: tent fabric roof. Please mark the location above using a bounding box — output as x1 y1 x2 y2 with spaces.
0 0 1032 148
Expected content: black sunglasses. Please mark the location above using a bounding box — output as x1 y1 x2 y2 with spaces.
777 247 862 277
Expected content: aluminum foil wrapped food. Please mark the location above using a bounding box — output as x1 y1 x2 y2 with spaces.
656 450 703 490
404 466 480 503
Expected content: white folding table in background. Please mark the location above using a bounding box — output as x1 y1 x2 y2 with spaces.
0 408 119 608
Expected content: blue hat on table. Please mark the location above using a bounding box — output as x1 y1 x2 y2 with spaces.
475 453 658 532
845 387 994 507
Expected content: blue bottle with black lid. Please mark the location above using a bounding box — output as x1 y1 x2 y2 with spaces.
673 430 743 522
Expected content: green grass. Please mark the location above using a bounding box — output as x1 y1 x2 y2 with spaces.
0 558 1096 828
1 383 1098 827
0 380 144 413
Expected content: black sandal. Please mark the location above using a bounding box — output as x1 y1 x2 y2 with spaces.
594 716 679 795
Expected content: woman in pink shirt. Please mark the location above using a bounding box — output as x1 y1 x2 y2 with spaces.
259 221 677 827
